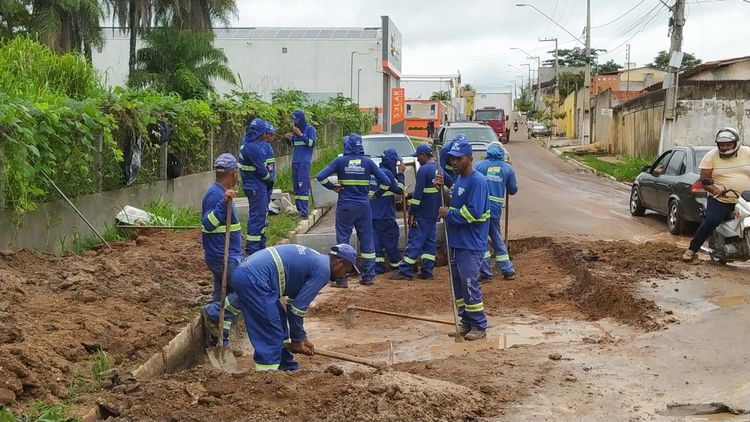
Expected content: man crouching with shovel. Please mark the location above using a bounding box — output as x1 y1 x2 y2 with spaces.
232 244 360 371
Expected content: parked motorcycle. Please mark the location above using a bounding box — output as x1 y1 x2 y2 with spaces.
513 122 518 132
700 189 750 264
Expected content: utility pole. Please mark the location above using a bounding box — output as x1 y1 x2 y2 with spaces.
581 0 592 145
658 0 685 153
626 44 631 92
540 37 559 133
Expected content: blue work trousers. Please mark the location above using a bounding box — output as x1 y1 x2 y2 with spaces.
398 217 437 277
373 219 401 273
480 216 514 278
689 197 736 252
450 248 488 330
204 258 242 346
232 267 299 371
335 202 375 284
292 162 311 218
245 187 269 256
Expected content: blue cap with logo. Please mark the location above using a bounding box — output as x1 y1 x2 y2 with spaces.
411 143 433 157
330 243 361 274
213 153 238 171
264 122 276 134
446 135 473 158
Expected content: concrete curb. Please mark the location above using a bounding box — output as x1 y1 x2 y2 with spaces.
550 147 632 188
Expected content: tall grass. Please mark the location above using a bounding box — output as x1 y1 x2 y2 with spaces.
144 198 201 227
0 401 79 422
570 154 655 182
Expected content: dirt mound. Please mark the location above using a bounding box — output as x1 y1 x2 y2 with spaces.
313 238 686 331
0 230 210 410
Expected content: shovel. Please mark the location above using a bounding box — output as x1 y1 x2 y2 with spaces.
205 197 243 374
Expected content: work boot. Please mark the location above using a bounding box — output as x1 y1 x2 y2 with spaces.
359 279 374 286
447 325 471 338
388 271 413 281
503 272 516 280
682 249 696 262
330 281 348 289
480 275 493 284
464 329 487 341
416 273 433 280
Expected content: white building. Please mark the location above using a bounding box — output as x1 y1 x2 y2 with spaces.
93 16 403 132
400 74 465 120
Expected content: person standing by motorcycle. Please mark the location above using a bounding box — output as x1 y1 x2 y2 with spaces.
682 127 750 262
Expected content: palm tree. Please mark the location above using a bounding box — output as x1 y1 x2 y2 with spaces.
128 27 236 99
430 90 450 101
155 0 237 32
104 0 156 74
32 0 104 60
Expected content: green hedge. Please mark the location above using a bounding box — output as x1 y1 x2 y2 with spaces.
0 38 371 216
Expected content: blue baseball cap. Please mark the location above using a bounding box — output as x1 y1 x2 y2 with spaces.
411 143 433 157
264 123 276 134
446 137 473 158
213 153 238 171
330 244 361 274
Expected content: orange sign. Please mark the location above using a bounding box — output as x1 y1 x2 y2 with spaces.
391 88 405 125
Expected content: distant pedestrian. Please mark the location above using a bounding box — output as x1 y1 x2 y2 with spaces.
285 110 316 219
475 142 518 280
435 137 491 341
426 120 435 138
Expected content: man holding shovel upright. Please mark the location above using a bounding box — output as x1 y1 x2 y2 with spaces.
200 154 244 348
435 137 491 341
232 244 359 371
475 142 518 281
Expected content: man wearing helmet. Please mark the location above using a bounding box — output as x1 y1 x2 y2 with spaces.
682 127 750 262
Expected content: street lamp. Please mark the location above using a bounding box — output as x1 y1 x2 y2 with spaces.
517 1 591 144
511 47 541 109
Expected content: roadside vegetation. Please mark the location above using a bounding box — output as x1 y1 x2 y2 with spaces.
564 153 654 182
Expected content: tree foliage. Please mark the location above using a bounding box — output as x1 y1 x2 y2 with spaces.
0 0 33 40
430 90 450 101
128 27 236 99
31 0 105 60
543 47 606 67
593 59 622 74
646 50 702 71
559 71 584 100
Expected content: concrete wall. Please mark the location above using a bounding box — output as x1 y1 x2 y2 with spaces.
560 91 576 138
611 90 665 158
687 61 750 81
592 89 613 145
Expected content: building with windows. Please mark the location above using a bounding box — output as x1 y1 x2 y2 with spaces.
93 16 403 132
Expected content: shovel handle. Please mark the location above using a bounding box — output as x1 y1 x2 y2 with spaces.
217 198 233 348
347 306 454 326
315 348 387 369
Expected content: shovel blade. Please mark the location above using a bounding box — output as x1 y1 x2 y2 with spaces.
205 347 243 374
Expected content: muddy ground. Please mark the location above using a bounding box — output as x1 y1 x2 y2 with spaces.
4 228 731 421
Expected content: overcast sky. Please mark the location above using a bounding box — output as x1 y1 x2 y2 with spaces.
231 0 750 91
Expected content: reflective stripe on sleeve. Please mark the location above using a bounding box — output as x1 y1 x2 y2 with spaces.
268 247 286 297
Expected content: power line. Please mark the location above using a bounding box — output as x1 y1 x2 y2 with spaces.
591 0 648 29
600 3 668 56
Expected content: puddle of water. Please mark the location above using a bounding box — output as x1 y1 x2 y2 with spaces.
711 295 750 308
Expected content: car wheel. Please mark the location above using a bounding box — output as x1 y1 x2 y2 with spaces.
629 187 646 216
667 199 686 235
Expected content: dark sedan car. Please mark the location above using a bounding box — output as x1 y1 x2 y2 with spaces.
629 146 711 234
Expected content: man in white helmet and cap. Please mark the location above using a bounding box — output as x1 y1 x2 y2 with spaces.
683 127 750 262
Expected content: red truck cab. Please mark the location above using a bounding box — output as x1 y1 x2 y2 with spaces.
474 107 510 143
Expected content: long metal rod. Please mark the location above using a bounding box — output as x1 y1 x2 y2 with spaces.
347 306 454 326
40 170 111 250
433 145 464 343
116 224 200 230
315 348 387 369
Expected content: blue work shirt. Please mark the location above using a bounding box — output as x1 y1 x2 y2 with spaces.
409 162 443 219
317 155 391 205
474 158 518 218
201 182 242 266
288 125 317 164
239 140 272 191
260 140 276 186
235 245 331 342
369 165 405 220
445 170 490 251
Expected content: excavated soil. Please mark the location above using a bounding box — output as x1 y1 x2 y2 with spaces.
1 230 692 420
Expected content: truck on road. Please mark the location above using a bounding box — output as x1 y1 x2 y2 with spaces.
473 92 512 143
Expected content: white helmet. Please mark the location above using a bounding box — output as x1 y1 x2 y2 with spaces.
715 127 741 159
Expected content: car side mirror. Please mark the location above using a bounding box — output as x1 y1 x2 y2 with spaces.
641 165 650 173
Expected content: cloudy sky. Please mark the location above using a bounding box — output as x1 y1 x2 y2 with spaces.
230 0 749 91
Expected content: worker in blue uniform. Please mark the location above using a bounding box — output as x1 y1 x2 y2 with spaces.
475 142 518 280
316 133 391 287
369 148 406 274
436 137 491 341
440 137 457 184
239 118 273 255
261 122 277 206
285 110 316 219
233 243 360 371
390 144 450 280
200 153 243 347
